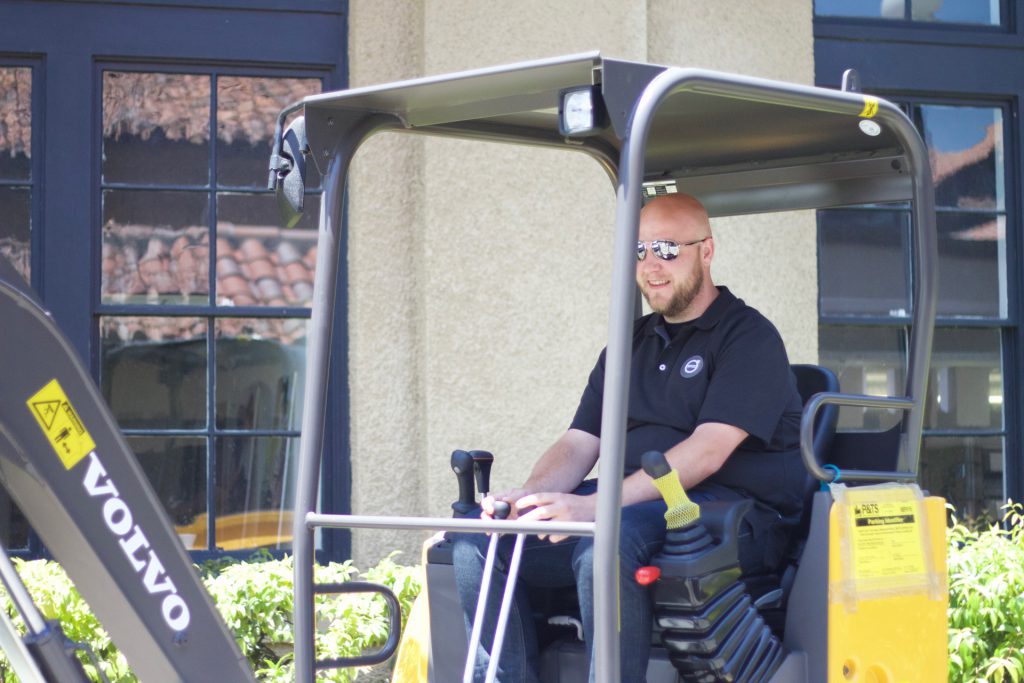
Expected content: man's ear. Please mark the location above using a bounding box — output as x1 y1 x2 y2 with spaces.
701 236 715 265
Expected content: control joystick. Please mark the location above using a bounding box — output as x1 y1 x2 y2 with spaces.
451 450 476 518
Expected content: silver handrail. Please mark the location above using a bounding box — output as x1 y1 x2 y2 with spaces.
799 393 917 483
306 513 595 537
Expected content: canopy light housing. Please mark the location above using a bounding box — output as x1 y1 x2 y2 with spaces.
558 85 606 137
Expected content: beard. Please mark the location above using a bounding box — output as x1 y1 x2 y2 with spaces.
643 264 703 320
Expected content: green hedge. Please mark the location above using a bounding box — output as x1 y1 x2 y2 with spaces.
949 503 1024 683
2 508 1024 683
0 551 420 683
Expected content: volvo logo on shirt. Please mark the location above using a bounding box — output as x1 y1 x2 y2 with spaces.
681 355 704 378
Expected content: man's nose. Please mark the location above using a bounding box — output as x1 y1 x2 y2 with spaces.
637 252 662 273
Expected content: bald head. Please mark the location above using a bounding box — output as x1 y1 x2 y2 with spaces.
639 194 712 241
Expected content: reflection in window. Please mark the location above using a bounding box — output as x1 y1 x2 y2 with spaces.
920 105 1008 319
815 0 1002 25
820 325 907 430
102 72 210 185
0 485 29 551
100 316 208 429
818 208 910 317
921 436 1003 521
215 318 307 431
0 66 32 282
0 67 31 180
128 436 207 550
937 213 1006 318
926 328 1002 430
216 193 318 307
102 190 211 304
922 106 1003 210
0 187 31 283
217 76 322 188
214 437 297 551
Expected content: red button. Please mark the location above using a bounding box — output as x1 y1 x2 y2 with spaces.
635 566 661 586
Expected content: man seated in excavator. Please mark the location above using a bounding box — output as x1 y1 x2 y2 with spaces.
452 192 805 682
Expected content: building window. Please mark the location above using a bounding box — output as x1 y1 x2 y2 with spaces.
97 68 323 553
818 100 1009 520
814 0 1004 26
0 63 34 550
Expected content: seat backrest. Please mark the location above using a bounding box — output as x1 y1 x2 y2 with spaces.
790 363 839 474
785 364 841 570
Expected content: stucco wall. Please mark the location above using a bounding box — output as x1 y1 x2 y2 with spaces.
346 1 816 567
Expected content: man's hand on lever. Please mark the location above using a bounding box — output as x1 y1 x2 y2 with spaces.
515 491 596 543
480 488 531 519
479 428 600 539
480 489 596 543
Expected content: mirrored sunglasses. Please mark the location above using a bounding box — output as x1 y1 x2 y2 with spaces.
637 237 708 262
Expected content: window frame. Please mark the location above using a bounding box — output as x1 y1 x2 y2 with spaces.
814 0 1016 37
0 58 43 294
95 62 328 560
815 4 1024 515
0 57 45 554
0 0 351 562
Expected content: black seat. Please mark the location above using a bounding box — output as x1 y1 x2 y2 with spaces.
788 363 839 534
790 363 840 471
741 363 839 626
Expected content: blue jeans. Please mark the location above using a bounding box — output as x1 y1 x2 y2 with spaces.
452 481 720 683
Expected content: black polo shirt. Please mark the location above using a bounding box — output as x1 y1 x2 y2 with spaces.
570 286 805 521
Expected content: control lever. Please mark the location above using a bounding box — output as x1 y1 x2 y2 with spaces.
641 450 700 528
451 450 476 517
469 450 494 499
463 501 517 683
638 451 784 682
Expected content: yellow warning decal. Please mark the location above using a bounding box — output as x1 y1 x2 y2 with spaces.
859 95 879 118
849 497 925 580
26 379 96 470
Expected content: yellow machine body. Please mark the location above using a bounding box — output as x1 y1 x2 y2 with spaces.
826 490 948 683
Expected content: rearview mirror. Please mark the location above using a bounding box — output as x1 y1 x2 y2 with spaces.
273 116 309 229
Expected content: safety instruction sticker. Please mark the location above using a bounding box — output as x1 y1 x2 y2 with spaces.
849 498 925 580
26 379 95 470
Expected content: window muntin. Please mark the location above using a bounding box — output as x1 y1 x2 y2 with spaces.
815 0 1002 26
98 67 322 553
